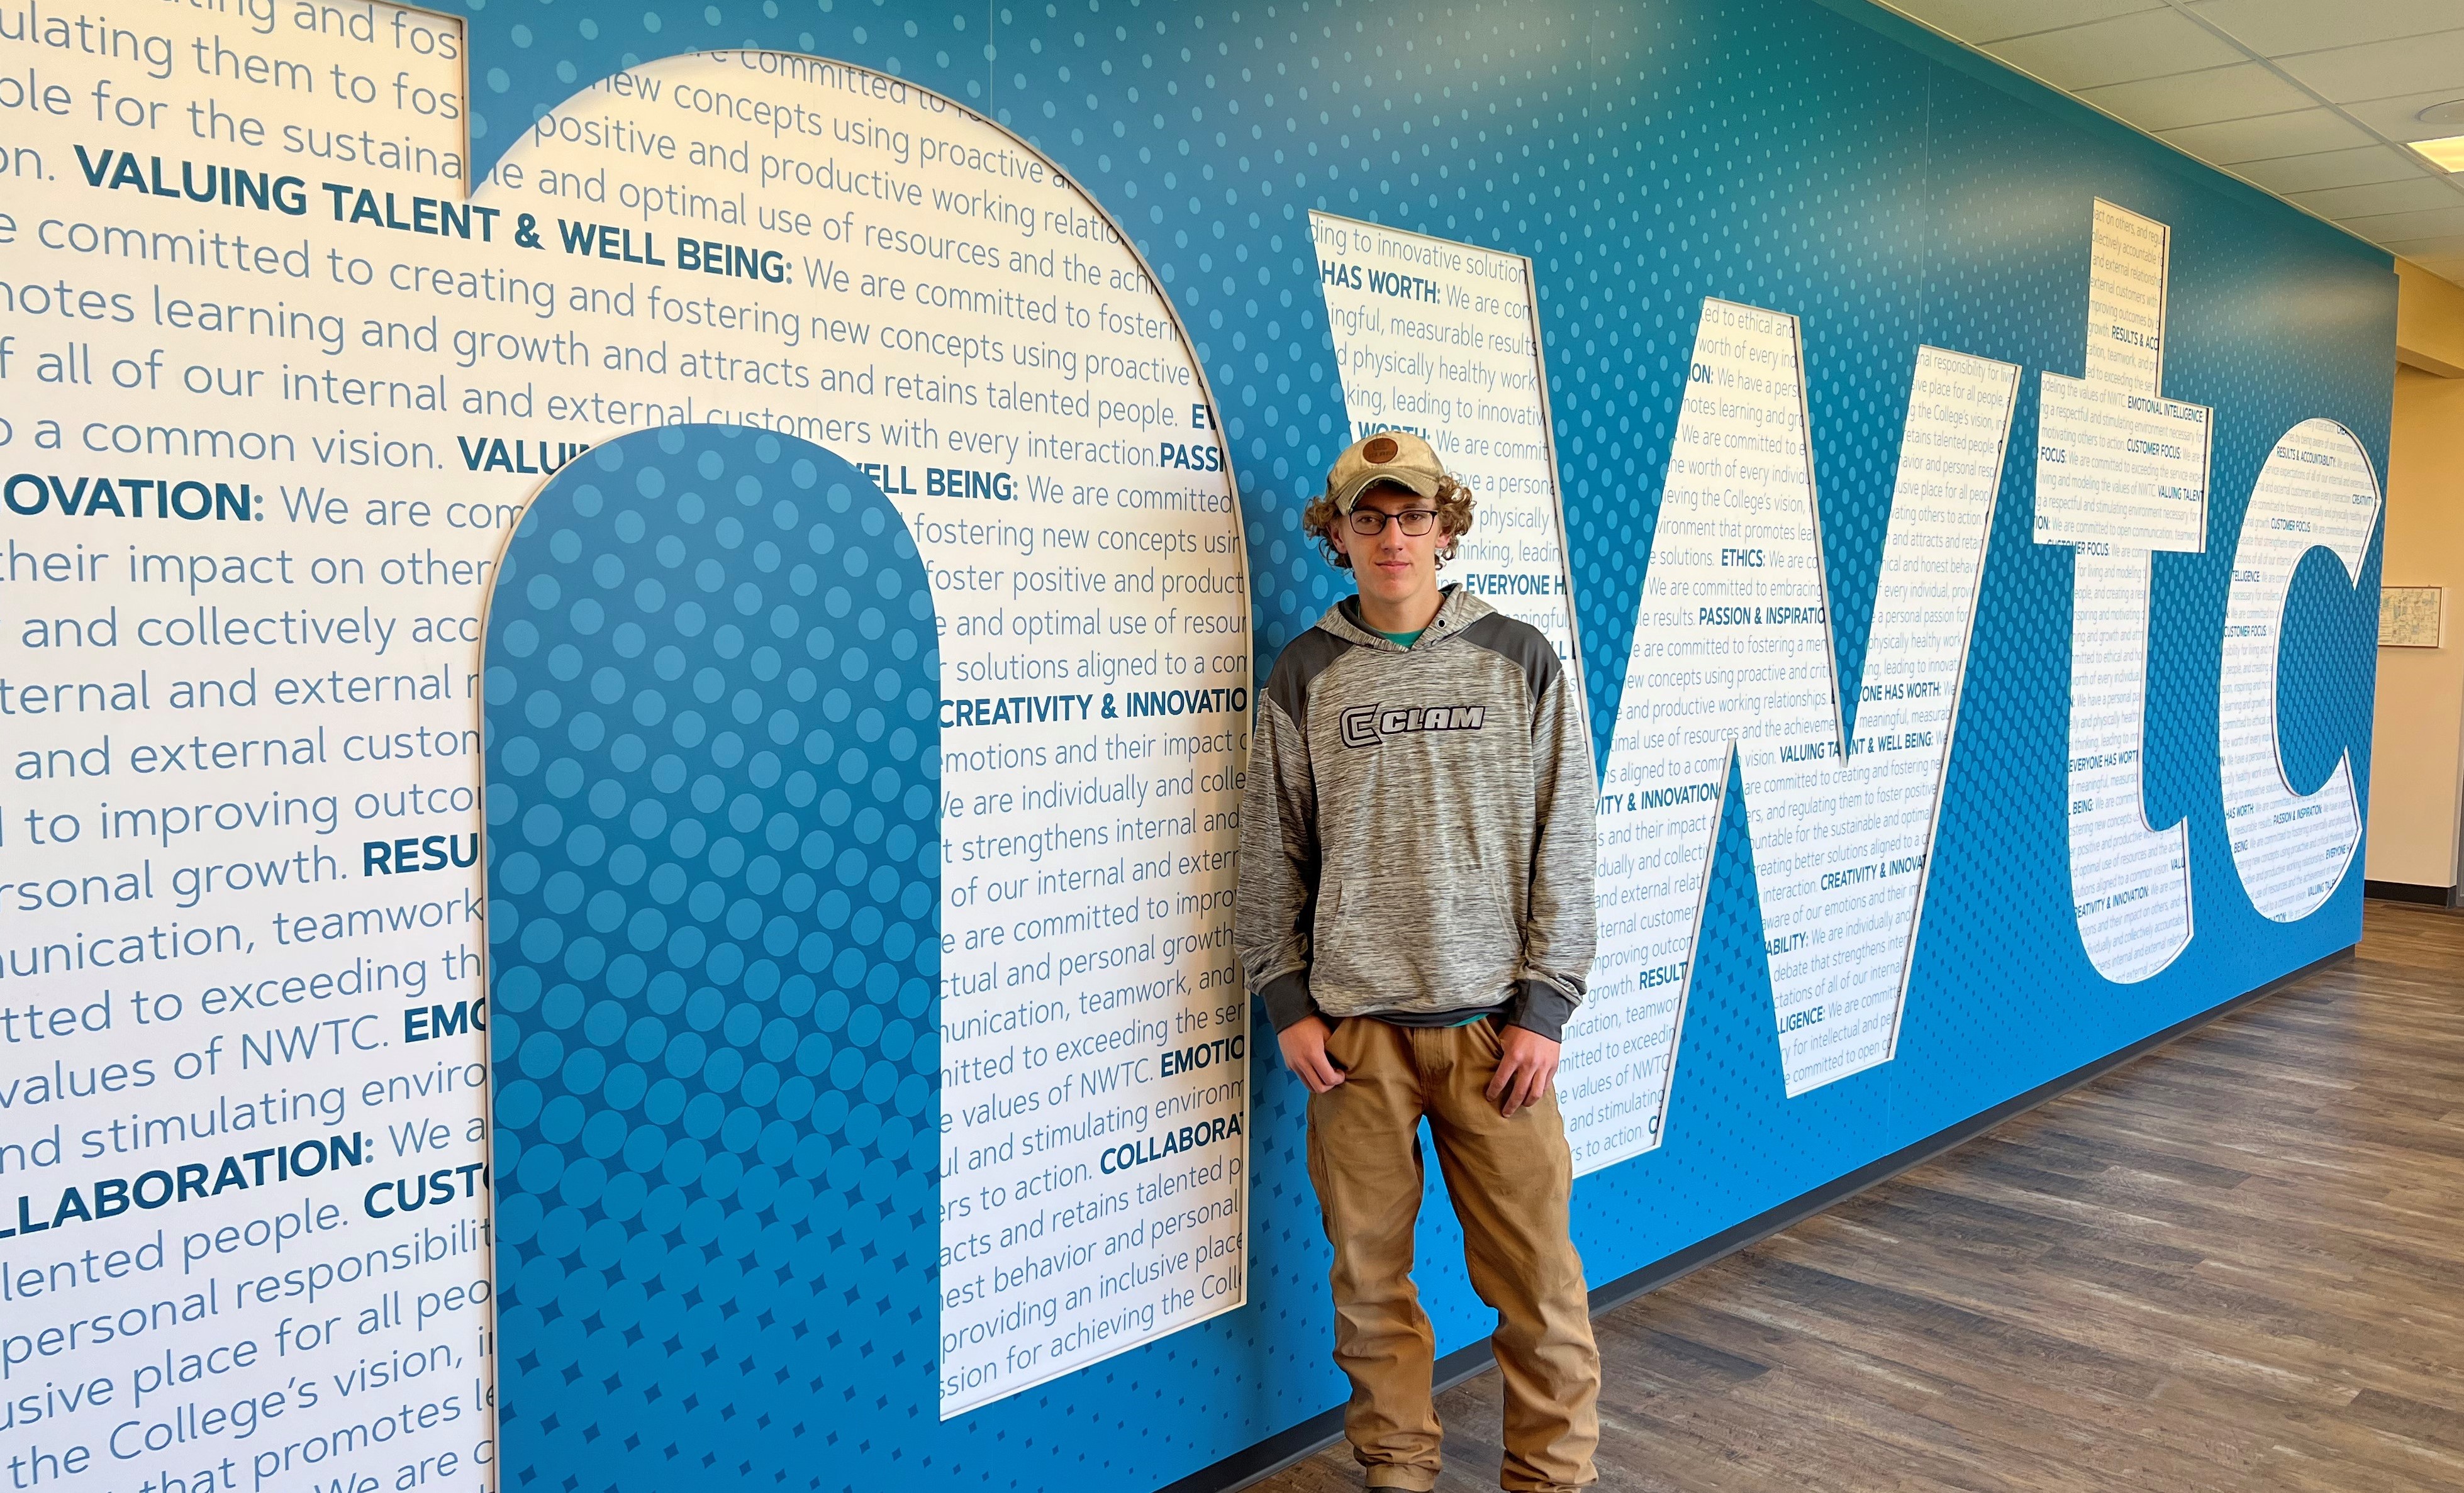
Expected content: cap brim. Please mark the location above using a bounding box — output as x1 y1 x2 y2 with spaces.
1333 469 1441 511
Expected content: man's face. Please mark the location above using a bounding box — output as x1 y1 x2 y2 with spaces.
1335 484 1450 610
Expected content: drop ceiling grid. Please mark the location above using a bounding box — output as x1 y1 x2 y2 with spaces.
1878 0 2464 283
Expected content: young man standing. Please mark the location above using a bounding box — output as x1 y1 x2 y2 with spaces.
1236 430 1600 1493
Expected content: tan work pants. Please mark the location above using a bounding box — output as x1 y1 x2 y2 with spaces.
1305 1016 1601 1492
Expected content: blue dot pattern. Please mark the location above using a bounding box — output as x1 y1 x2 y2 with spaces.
486 427 939 1492
454 4 2394 1489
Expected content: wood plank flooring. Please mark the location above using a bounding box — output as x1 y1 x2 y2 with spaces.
1253 902 2464 1492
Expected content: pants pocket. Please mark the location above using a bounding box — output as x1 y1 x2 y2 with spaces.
1322 1014 1356 1072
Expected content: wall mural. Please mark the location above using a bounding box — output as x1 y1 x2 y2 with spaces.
0 1 2390 1490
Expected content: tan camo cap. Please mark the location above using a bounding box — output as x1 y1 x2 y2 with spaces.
1325 429 1447 513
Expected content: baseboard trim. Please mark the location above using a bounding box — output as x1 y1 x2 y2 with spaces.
1161 945 2355 1493
2363 880 2455 907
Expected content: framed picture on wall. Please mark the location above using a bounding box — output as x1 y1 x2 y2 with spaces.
2381 586 2444 648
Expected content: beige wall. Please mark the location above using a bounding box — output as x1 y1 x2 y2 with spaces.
2365 262 2464 890
2396 258 2464 378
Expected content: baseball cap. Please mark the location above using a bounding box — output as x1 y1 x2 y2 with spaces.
1325 430 1447 513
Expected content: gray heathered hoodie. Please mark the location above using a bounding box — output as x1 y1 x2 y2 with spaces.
1235 586 1597 1040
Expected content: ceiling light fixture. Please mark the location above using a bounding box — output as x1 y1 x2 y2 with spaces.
2409 134 2464 172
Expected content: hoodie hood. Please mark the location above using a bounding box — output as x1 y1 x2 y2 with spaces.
1315 583 1497 651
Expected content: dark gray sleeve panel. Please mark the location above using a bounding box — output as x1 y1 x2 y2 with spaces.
1458 612 1563 709
1263 624 1356 731
1508 977 1580 1043
1259 971 1317 1032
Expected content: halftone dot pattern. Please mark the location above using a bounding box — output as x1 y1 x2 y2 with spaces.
486 427 940 1492
452 2 2394 1487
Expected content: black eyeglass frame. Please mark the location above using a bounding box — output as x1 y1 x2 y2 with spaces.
1343 506 1441 536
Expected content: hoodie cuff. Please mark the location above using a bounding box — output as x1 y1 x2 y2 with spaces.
1259 971 1320 1032
1506 979 1578 1043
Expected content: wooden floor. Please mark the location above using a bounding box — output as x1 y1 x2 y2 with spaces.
1257 902 2464 1492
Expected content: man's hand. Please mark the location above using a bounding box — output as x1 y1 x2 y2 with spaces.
1277 1014 1346 1094
1486 1025 1560 1118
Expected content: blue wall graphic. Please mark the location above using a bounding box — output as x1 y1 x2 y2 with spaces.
485 428 941 1490
476 2 2394 1489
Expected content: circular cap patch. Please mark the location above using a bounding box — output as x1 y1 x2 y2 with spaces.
1363 436 1399 463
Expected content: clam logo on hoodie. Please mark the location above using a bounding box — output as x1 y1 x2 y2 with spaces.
1341 702 1491 747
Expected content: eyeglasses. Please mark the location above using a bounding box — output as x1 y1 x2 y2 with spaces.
1346 507 1440 536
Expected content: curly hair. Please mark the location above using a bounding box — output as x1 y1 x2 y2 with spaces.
1302 474 1478 570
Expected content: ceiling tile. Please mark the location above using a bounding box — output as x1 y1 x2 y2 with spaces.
2339 205 2464 241
2287 177 2464 219
2231 145 2435 194
2160 109 2376 164
2075 62 2315 132
2338 88 2464 142
1881 0 2164 47
2187 0 2464 56
2402 253 2464 287
1985 10 2248 89
2271 28 2464 104
2380 233 2464 261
